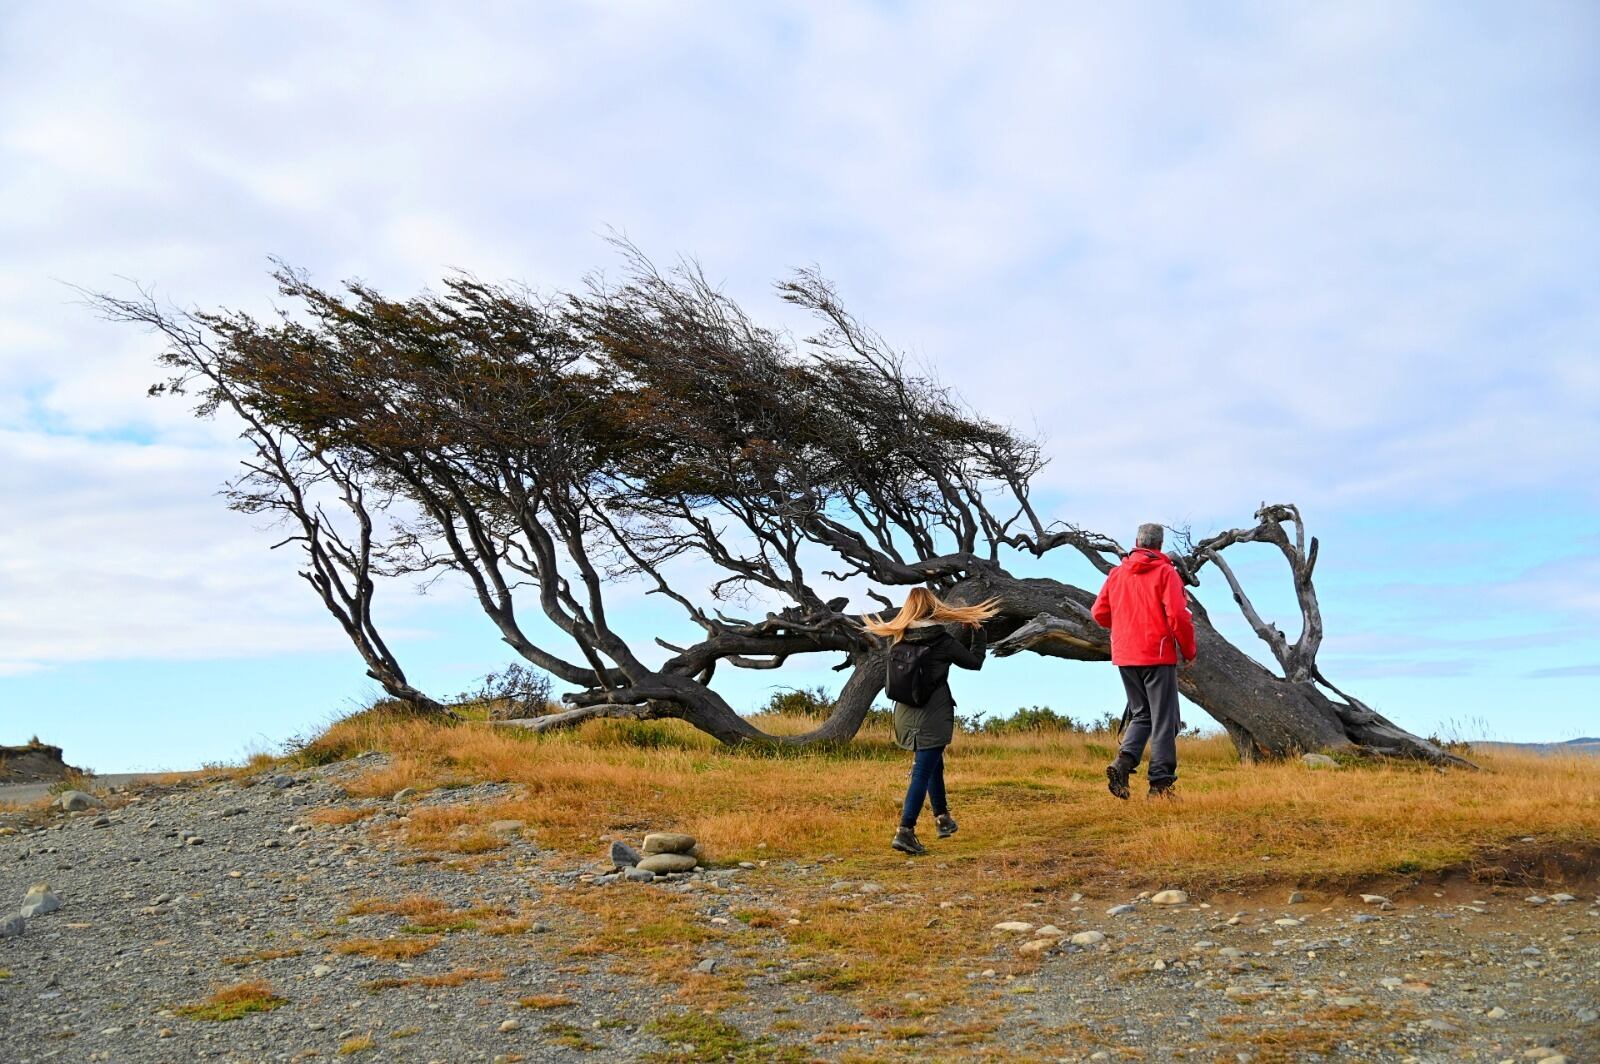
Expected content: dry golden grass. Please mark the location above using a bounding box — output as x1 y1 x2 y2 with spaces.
221 947 303 966
309 806 379 826
343 893 509 935
337 1033 376 1055
1208 1001 1411 1063
363 967 505 992
346 893 453 920
303 708 1600 886
291 707 1600 1012
332 936 440 960
518 993 576 1009
482 917 535 936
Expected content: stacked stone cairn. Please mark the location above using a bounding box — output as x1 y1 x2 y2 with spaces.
605 832 701 883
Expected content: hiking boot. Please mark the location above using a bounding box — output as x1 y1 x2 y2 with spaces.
1105 762 1132 801
1147 783 1179 801
935 813 959 839
891 827 928 856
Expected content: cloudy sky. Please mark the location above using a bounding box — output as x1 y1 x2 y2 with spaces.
2 2 1596 770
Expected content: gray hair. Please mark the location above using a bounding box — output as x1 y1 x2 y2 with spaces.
1135 523 1165 549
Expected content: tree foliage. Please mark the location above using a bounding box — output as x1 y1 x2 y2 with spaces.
93 246 1468 764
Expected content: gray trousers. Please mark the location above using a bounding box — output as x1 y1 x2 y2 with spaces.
1115 664 1179 787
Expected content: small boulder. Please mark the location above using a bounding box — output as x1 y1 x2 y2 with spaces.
1105 904 1136 916
1287 890 1306 904
610 840 642 868
1018 938 1052 954
641 832 697 856
623 867 656 883
1034 925 1065 937
1301 753 1339 769
1150 890 1188 905
55 790 99 812
1070 930 1106 946
0 914 23 938
637 853 698 874
21 885 60 918
993 921 1034 933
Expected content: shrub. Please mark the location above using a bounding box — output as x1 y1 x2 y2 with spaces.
755 686 894 730
758 686 835 718
967 705 1091 735
453 664 555 721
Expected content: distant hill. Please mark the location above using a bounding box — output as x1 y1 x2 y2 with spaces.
0 740 80 783
1474 737 1600 756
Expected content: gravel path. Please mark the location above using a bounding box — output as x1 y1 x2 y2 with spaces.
0 774 168 807
2 759 1596 1062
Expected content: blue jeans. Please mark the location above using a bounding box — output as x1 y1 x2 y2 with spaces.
900 745 948 829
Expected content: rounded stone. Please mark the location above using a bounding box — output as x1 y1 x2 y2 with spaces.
55 790 98 812
641 832 697 855
636 853 698 874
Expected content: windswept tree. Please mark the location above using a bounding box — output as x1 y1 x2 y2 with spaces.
97 289 447 716
100 249 1467 765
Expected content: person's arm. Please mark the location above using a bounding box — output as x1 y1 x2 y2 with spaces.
1163 569 1198 663
1091 571 1116 629
942 626 987 670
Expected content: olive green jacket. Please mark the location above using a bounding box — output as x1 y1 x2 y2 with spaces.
891 622 987 750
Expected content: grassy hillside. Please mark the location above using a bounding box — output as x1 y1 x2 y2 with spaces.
294 709 1600 889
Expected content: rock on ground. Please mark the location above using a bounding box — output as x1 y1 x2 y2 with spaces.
641 832 697 855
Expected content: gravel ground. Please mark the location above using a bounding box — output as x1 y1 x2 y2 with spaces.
2 758 1596 1063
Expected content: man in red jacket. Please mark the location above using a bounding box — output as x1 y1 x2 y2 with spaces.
1091 523 1198 799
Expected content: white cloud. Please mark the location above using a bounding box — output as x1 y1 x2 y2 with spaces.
0 429 382 673
0 0 1594 686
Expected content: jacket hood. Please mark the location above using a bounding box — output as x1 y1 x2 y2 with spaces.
1123 548 1172 574
901 623 947 644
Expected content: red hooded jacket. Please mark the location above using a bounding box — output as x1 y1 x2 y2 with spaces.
1090 548 1198 666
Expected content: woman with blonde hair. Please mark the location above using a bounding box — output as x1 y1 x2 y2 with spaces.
862 588 1001 855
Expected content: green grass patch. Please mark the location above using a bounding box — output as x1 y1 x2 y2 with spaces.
175 982 287 1022
542 1020 601 1051
400 919 479 934
645 1012 806 1062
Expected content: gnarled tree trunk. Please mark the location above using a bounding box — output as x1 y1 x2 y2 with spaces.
959 570 1468 766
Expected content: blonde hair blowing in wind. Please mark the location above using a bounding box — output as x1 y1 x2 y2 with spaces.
860 587 1002 643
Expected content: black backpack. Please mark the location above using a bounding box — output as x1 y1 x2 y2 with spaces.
885 640 939 707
